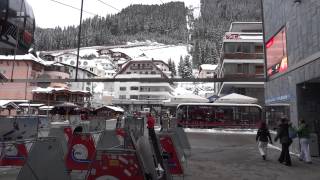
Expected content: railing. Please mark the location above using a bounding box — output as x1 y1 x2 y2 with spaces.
222 73 264 79
222 52 264 59
129 66 153 70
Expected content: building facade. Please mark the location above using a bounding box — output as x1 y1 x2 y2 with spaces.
0 55 45 100
61 63 97 94
112 59 174 112
263 0 320 155
217 22 265 105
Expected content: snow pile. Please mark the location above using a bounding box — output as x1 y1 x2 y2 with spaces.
175 82 215 98
71 48 99 57
173 87 194 96
94 83 104 93
184 128 258 135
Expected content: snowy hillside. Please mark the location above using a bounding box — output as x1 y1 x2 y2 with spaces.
111 41 191 66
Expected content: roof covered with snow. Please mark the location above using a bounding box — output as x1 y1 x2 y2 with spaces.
200 64 218 71
215 93 258 104
0 54 47 65
32 87 91 95
0 100 19 109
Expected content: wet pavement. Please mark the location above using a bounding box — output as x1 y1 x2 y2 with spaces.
183 132 320 180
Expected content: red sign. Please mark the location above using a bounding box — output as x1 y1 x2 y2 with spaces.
63 127 73 144
87 151 144 180
159 135 183 175
65 133 96 170
0 143 28 166
225 33 241 40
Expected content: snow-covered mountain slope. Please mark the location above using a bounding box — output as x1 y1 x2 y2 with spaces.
111 41 191 66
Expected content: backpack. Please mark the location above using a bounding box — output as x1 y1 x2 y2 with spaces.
288 126 297 139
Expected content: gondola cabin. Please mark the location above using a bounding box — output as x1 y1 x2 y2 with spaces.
0 0 35 55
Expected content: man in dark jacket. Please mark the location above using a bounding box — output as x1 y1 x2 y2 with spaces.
274 118 292 166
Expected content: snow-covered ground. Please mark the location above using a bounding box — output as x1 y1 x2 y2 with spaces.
175 82 215 98
184 128 258 135
111 42 191 66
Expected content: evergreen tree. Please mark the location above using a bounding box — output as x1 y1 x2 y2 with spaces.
178 56 184 77
172 61 177 77
34 2 188 51
168 58 177 77
182 55 193 79
192 40 200 68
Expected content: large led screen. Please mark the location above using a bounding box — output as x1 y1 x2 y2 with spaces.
266 27 288 78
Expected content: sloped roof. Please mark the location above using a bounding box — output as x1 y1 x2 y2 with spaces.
200 64 218 71
0 100 19 109
215 93 258 104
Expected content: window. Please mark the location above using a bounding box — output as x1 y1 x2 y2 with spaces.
119 95 126 99
130 86 139 90
86 87 91 91
120 87 126 91
151 71 156 74
145 72 148 74
130 95 138 99
255 45 263 53
237 64 249 74
90 68 94 72
126 72 131 74
255 65 264 74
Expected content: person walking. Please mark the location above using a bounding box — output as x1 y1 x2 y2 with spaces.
147 113 156 133
256 122 273 160
274 118 292 166
297 119 312 164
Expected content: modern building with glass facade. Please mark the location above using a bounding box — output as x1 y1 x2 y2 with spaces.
262 0 320 155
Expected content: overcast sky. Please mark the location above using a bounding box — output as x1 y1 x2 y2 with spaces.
27 0 200 28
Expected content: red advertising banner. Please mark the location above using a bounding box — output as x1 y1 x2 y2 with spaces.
266 27 288 77
159 135 183 175
65 133 96 170
87 150 144 180
0 143 28 166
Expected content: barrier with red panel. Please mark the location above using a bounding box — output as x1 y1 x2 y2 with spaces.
159 135 183 175
0 143 28 166
87 149 144 180
63 126 73 144
65 133 96 170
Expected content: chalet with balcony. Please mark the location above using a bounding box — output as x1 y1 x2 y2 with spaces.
198 64 218 78
112 59 174 112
